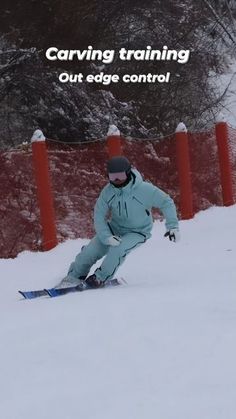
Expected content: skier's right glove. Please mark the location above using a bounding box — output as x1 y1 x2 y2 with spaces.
164 229 180 243
107 235 122 246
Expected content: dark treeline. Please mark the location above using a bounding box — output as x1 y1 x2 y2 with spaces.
0 0 235 147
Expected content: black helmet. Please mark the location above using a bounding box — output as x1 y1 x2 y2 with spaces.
107 156 131 174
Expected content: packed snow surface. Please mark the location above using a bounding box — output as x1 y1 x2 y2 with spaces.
0 205 236 419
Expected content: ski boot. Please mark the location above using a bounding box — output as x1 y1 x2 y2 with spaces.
85 274 103 289
56 275 87 289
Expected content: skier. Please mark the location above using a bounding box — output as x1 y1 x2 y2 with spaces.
58 156 180 289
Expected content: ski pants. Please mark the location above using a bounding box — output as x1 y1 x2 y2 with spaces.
67 232 148 282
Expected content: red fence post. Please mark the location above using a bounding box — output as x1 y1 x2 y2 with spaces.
215 119 234 206
107 125 122 158
175 123 194 219
31 130 58 251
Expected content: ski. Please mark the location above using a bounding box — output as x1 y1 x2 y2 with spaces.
19 278 124 300
45 278 121 298
18 289 48 299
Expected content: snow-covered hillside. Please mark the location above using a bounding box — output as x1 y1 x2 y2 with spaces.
0 205 236 419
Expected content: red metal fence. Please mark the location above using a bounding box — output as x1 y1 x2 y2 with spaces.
0 122 236 258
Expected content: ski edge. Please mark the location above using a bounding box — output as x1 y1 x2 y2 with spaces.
19 277 127 299
45 277 125 298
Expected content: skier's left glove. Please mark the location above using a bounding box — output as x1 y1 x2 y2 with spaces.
164 228 180 242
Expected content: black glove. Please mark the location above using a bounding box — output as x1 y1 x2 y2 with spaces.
164 229 180 242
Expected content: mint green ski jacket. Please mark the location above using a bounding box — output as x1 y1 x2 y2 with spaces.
94 169 179 244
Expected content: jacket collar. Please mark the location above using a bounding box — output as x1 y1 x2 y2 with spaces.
109 169 143 194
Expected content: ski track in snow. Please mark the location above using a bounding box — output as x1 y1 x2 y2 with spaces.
0 205 236 419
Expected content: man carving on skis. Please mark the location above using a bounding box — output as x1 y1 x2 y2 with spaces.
59 156 180 289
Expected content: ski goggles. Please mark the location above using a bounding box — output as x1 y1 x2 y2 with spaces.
108 171 127 181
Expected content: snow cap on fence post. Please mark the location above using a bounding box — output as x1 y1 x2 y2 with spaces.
31 129 58 251
31 129 46 142
107 124 122 158
215 113 226 123
175 122 194 220
215 116 234 206
175 122 187 133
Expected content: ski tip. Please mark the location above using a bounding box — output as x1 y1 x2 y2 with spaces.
18 290 27 299
18 289 48 299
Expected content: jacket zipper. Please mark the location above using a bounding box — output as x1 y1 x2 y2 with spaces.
125 202 128 217
118 200 128 217
133 196 149 216
133 196 143 205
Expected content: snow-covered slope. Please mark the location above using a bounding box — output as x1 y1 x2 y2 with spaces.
0 205 236 419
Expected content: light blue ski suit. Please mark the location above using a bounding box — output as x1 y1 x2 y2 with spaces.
68 169 179 282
